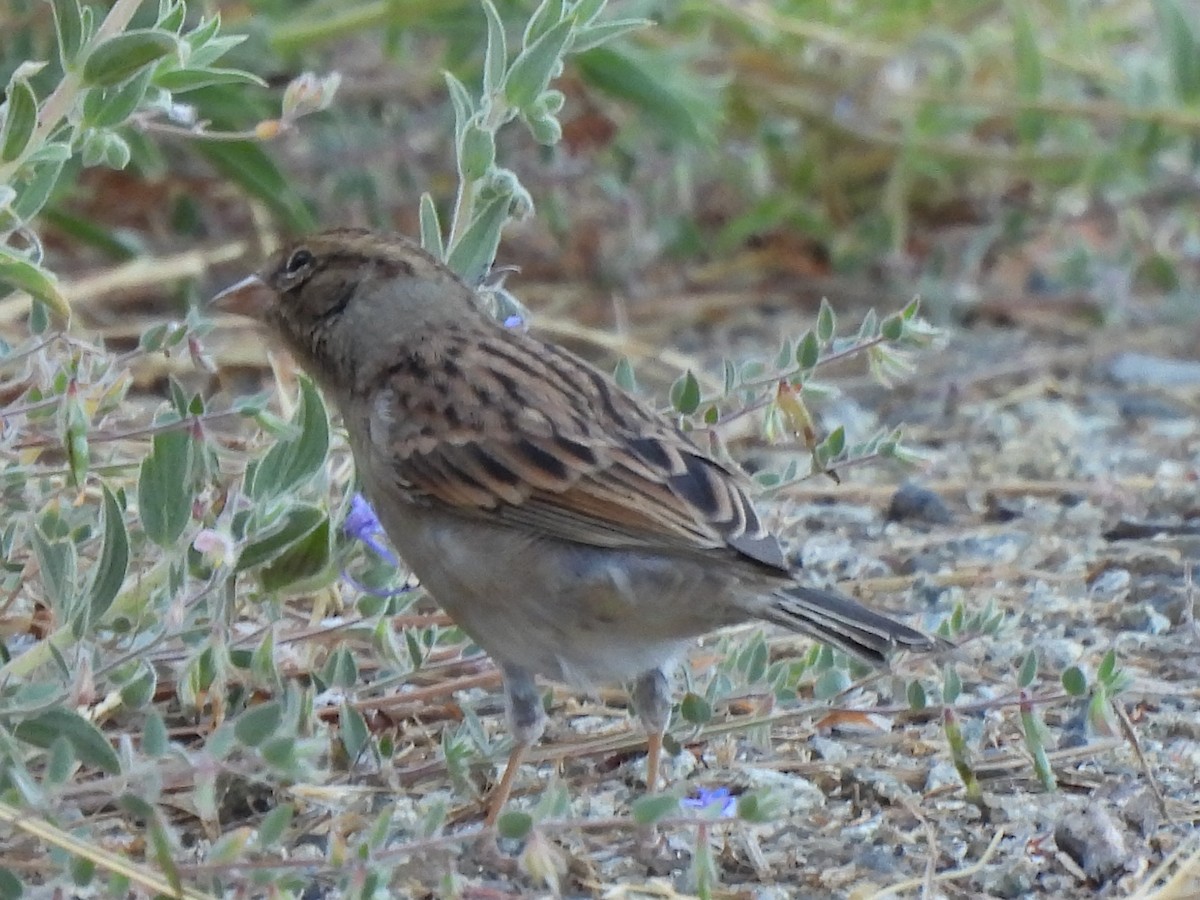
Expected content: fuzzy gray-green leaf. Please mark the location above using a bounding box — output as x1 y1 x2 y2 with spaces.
87 485 128 623
15 707 121 775
1 79 37 162
83 29 178 87
138 427 193 547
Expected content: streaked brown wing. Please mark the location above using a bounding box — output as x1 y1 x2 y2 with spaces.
371 328 789 573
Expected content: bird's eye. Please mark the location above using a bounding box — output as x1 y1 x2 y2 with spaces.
284 248 314 275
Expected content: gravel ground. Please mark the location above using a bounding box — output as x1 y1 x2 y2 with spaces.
358 309 1200 898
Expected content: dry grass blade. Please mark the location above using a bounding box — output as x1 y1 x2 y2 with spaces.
1126 838 1200 900
0 800 216 899
860 828 1006 899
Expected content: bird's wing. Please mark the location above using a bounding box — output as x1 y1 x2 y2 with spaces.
366 328 789 574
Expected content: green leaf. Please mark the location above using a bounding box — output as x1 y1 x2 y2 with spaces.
157 0 186 33
146 808 184 898
260 513 332 592
943 664 962 704
816 298 836 343
736 791 778 823
669 370 701 415
679 692 711 725
418 193 445 259
46 736 76 786
247 377 329 501
575 46 708 143
631 793 679 825
1017 650 1038 688
0 866 22 900
0 247 71 323
14 708 121 775
52 0 87 69
1009 0 1045 143
813 666 849 699
138 427 194 547
118 660 156 709
1 79 37 162
880 312 904 341
183 14 223 51
570 18 650 54
237 504 324 572
722 359 737 394
11 154 67 224
744 637 768 683
445 192 509 285
821 425 845 459
251 628 280 688
574 0 606 26
795 331 819 370
1097 649 1117 683
82 68 153 129
504 18 574 112
458 121 496 181
524 111 562 145
496 810 533 840
1061 665 1087 697
444 71 475 146
207 828 254 866
322 644 359 690
153 66 263 92
257 803 294 849
118 793 156 821
87 485 128 623
83 29 178 87
906 679 927 711
192 139 315 232
142 709 168 756
234 702 282 747
523 0 565 48
32 528 76 619
613 357 637 392
1155 0 1200 102
339 701 369 761
481 0 507 97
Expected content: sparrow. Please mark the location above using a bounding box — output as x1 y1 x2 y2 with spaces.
211 227 945 824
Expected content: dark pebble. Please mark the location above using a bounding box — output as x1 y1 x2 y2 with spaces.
886 481 954 525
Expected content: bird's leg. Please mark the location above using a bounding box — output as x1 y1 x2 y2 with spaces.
485 665 545 826
631 668 672 791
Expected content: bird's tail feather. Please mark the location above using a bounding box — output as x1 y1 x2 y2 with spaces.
763 584 945 666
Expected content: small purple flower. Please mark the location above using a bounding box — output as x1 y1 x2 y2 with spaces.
682 786 737 818
503 313 524 329
341 494 418 598
343 494 397 566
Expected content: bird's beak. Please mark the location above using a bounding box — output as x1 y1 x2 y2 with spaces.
210 274 274 319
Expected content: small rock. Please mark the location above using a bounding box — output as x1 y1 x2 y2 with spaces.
1089 568 1132 597
886 481 954 525
924 760 961 792
1118 786 1162 836
1109 352 1200 387
808 735 849 763
1054 805 1131 881
984 492 1024 522
1115 392 1191 420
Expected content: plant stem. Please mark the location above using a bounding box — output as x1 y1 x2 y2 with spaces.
0 0 144 186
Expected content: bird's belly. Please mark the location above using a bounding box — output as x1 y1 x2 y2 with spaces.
368 501 741 686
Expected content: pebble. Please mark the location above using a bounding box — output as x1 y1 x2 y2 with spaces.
885 481 954 524
1109 352 1200 387
1054 804 1131 882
